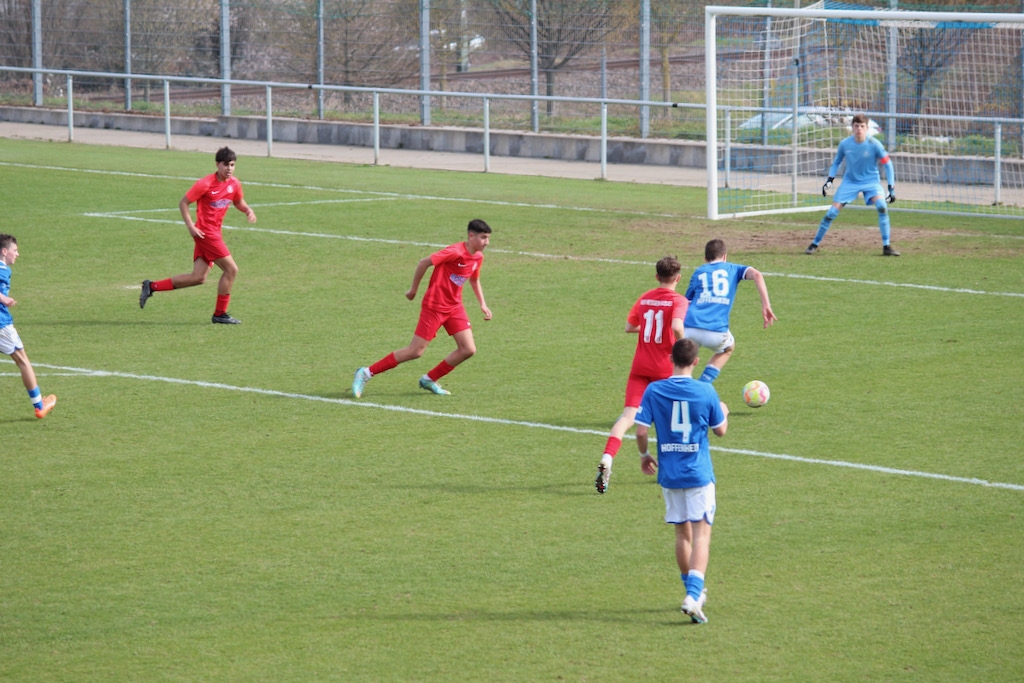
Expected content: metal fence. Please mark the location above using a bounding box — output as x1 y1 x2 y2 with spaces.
3 0 1018 140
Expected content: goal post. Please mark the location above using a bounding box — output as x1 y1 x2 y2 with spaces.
705 5 1024 220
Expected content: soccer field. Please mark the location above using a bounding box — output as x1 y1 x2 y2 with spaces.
2 138 1023 681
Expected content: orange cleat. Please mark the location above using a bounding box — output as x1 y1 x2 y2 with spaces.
34 394 57 419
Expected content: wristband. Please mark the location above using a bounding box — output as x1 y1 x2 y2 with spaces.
640 451 651 458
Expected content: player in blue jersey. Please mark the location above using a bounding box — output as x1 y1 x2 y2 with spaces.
683 239 776 384
807 113 899 256
635 338 728 623
0 234 57 419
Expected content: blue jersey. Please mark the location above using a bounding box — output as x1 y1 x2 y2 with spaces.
0 261 12 328
830 136 893 187
683 261 750 333
635 375 725 489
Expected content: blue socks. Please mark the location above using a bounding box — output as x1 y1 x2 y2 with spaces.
876 202 891 245
699 365 720 383
28 386 42 410
814 206 839 245
684 570 705 601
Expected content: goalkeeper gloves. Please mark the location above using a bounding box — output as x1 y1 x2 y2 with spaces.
887 185 896 204
822 177 834 197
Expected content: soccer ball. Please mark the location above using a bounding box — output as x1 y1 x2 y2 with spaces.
742 380 770 408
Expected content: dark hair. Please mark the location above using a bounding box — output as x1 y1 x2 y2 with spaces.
467 219 492 234
215 146 237 164
655 255 681 283
705 239 726 261
0 234 16 251
852 113 869 126
672 338 699 368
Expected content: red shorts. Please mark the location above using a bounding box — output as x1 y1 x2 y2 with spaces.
415 306 471 342
624 372 663 408
193 235 231 265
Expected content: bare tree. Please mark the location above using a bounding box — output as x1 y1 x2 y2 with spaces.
484 0 624 115
897 25 976 135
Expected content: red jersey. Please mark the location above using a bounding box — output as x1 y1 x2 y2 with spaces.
627 287 689 378
421 242 483 313
186 173 245 238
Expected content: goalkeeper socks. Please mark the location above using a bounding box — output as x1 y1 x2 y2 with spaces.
685 570 705 601
28 386 42 410
151 278 174 292
603 436 622 458
369 352 398 376
877 205 891 245
699 365 720 383
427 360 455 382
815 206 839 244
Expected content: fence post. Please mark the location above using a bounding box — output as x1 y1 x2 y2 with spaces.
530 0 539 132
266 85 273 158
600 102 607 180
419 0 431 125
66 75 74 142
724 109 731 189
221 0 232 116
484 97 490 173
164 80 171 149
124 0 132 111
32 0 42 106
373 92 380 166
995 122 1002 206
639 0 650 139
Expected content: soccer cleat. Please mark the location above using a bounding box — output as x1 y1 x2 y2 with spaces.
681 594 708 624
352 367 371 398
804 243 819 255
139 280 153 308
418 375 451 395
211 312 242 324
34 394 57 419
883 245 900 256
595 454 612 494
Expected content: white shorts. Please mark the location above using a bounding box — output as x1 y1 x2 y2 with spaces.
0 324 24 355
684 327 734 355
663 482 716 525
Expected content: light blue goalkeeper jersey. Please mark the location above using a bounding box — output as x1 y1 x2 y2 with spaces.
683 261 750 333
830 136 894 186
635 375 725 490
0 262 13 328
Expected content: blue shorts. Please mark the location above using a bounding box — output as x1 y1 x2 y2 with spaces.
835 180 884 206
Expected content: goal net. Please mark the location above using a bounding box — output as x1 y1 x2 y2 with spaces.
705 4 1024 220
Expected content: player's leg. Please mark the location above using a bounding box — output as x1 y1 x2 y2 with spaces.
353 311 438 398
674 520 693 576
868 194 899 256
807 201 843 253
210 255 240 323
10 346 56 417
686 328 734 383
679 483 715 623
142 258 211 310
596 376 646 493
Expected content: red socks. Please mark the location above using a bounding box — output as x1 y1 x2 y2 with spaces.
369 353 399 376
603 436 623 458
214 295 231 317
427 360 455 382
151 278 174 292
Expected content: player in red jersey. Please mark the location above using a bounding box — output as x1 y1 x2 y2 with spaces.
595 256 688 494
352 219 493 397
139 147 257 324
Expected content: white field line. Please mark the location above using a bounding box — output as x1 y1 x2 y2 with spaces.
16 360 1024 493
86 209 1024 295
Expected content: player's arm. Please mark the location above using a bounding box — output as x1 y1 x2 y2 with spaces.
405 256 433 300
179 195 203 239
624 322 640 333
743 267 778 328
671 316 686 341
822 144 844 195
469 276 492 320
635 424 657 475
234 197 257 223
879 151 896 203
0 292 15 307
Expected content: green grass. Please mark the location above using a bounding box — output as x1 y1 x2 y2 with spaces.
1 137 1023 681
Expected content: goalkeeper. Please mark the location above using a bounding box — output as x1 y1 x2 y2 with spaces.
806 113 899 257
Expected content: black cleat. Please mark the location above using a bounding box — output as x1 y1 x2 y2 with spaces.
139 280 153 308
211 312 242 324
804 243 819 255
883 245 900 256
